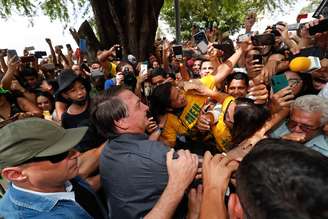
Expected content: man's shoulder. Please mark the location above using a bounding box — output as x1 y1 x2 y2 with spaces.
0 185 92 219
104 134 169 161
305 134 328 156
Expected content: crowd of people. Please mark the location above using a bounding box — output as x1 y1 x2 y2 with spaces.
0 10 328 219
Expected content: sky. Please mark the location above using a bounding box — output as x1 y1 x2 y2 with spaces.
0 0 315 55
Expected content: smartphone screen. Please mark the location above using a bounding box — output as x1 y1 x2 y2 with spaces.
193 31 208 54
309 19 328 35
172 45 183 60
7 50 19 62
79 39 87 53
251 33 275 46
140 64 148 75
271 73 289 93
237 33 251 43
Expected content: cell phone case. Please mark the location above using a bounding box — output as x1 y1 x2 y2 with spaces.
271 74 289 93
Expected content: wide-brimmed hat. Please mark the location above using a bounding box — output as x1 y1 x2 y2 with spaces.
0 118 87 169
55 69 91 96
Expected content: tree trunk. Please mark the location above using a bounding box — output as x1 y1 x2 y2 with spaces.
86 0 164 61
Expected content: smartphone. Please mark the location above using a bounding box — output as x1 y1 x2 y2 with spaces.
237 33 251 43
0 49 8 56
140 64 148 75
251 33 275 46
271 74 289 93
309 19 328 35
172 45 183 60
213 43 235 60
80 62 90 73
34 51 47 59
20 56 35 63
7 50 19 62
115 46 122 60
25 46 35 51
79 39 87 53
55 45 64 50
193 31 208 54
253 54 263 65
66 44 72 51
288 23 301 31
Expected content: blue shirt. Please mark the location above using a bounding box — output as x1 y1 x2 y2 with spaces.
270 121 328 157
0 182 93 219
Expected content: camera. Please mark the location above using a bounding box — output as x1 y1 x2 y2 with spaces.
271 25 281 37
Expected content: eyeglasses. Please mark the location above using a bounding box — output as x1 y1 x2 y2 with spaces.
288 79 301 86
287 119 320 132
20 151 70 165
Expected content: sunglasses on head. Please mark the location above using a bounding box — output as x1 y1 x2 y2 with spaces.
20 151 70 165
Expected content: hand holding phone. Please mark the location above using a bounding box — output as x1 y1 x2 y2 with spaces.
309 19 328 35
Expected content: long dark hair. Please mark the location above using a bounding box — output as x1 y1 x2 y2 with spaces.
149 82 173 123
231 98 270 147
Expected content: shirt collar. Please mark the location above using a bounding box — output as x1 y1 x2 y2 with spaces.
12 181 75 202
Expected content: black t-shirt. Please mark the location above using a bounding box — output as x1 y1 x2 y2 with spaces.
61 108 106 152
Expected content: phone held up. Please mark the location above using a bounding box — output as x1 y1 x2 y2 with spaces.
193 31 208 54
271 73 289 93
115 45 123 61
251 33 275 46
172 45 183 60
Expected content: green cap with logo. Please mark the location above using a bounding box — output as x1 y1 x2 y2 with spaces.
0 118 87 169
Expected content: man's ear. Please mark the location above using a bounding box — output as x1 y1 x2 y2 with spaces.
225 85 228 93
228 193 245 219
2 167 27 182
114 118 129 131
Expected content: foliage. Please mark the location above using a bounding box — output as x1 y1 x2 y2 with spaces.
161 0 296 40
0 0 90 21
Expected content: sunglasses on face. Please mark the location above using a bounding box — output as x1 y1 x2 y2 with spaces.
20 151 71 165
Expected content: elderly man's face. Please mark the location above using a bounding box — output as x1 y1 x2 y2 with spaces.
287 107 322 142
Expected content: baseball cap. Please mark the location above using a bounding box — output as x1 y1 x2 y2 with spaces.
0 118 87 169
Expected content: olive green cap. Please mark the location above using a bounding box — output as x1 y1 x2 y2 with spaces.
0 118 87 169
